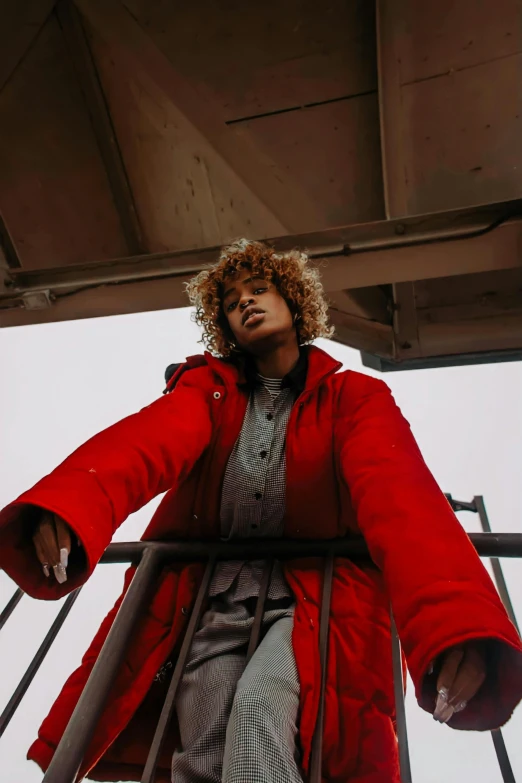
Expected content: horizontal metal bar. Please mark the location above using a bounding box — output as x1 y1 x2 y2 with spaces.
0 588 24 632
98 533 522 566
99 538 370 564
3 199 521 296
43 547 160 783
0 589 81 737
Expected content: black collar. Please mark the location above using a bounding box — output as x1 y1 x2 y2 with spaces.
242 347 309 395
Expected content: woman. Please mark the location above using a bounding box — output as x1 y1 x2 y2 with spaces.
0 239 521 783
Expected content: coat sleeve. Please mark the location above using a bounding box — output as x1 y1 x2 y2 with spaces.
0 368 213 600
336 371 522 730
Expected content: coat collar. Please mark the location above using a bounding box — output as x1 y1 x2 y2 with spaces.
204 344 342 395
240 348 308 394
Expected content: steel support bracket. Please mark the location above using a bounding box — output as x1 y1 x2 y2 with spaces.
21 290 53 310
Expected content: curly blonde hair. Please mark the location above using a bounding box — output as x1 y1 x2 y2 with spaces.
185 238 334 358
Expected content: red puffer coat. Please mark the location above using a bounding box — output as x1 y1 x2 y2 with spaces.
0 346 521 782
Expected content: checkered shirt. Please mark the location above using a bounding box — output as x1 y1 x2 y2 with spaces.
209 373 297 601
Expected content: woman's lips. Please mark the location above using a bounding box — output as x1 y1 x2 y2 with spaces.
243 312 266 328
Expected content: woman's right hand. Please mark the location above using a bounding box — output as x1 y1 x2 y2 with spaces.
32 511 73 584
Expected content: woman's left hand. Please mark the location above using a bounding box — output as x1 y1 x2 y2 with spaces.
433 642 487 723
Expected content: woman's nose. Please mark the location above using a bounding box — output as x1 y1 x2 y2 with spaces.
240 296 254 309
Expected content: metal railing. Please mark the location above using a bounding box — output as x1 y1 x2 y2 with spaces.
0 496 521 783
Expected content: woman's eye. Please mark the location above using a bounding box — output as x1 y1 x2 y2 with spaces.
254 287 268 295
227 301 238 312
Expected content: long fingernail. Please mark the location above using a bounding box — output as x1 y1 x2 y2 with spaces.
60 548 69 568
42 564 50 578
454 700 467 713
433 688 449 721
53 563 68 584
434 701 455 723
434 689 455 723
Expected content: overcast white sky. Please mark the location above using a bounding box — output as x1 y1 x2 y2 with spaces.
0 307 521 783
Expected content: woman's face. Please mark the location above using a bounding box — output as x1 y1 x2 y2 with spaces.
222 268 295 354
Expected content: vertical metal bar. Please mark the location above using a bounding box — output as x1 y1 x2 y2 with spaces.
246 559 273 664
391 612 412 783
0 588 24 632
141 556 216 783
43 547 160 783
473 495 518 781
309 553 334 783
0 589 81 737
473 496 520 634
491 729 516 783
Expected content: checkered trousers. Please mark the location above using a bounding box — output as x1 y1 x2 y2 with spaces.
171 589 302 783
